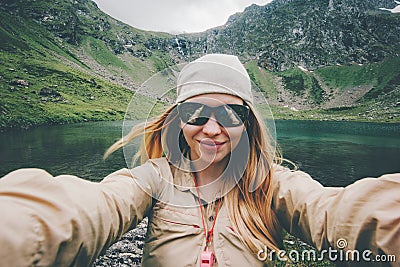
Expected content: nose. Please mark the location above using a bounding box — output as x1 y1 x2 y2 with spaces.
202 115 221 136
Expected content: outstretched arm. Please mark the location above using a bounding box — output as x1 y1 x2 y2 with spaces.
272 165 400 263
0 164 157 266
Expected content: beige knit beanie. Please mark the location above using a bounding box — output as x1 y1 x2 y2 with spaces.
176 54 254 104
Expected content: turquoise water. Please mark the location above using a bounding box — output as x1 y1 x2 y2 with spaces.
276 120 400 186
1 120 399 186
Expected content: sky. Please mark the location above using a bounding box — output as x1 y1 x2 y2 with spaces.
92 0 273 34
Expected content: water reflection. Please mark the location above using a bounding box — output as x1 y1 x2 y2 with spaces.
276 120 400 186
0 122 126 181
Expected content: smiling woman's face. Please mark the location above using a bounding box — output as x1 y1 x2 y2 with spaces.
179 93 246 168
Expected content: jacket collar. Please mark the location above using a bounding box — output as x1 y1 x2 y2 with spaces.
170 156 195 192
169 157 228 203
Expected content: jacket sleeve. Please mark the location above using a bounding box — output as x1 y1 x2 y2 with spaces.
0 161 161 266
272 165 400 262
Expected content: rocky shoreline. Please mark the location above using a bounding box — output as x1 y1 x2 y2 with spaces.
93 219 148 267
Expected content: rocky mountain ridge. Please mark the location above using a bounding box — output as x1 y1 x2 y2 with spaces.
182 0 400 71
2 0 399 70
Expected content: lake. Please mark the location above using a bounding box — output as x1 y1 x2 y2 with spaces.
0 120 399 187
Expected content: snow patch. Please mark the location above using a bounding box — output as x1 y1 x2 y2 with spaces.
298 66 308 72
379 0 400 13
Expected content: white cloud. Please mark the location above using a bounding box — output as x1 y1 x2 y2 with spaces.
92 0 273 33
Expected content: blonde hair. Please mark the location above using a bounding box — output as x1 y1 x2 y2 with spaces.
104 102 282 254
225 105 282 253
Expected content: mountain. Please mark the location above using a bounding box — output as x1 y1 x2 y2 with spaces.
0 0 184 128
183 0 400 71
0 0 399 129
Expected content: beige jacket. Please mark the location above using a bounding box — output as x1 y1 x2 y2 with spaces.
0 157 399 266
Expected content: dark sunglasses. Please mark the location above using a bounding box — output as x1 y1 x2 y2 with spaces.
177 102 250 127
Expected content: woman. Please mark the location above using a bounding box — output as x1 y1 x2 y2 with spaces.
0 54 399 267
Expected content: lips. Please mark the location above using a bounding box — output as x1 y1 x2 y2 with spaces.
199 139 226 150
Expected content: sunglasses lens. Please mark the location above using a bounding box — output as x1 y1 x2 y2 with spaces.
177 102 207 125
177 103 249 127
222 104 249 126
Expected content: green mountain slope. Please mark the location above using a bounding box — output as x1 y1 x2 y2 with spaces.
0 0 180 129
246 57 400 121
0 11 131 128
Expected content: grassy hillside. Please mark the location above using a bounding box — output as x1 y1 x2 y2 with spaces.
0 0 186 131
245 57 400 123
316 57 400 94
0 11 162 129
0 52 135 128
